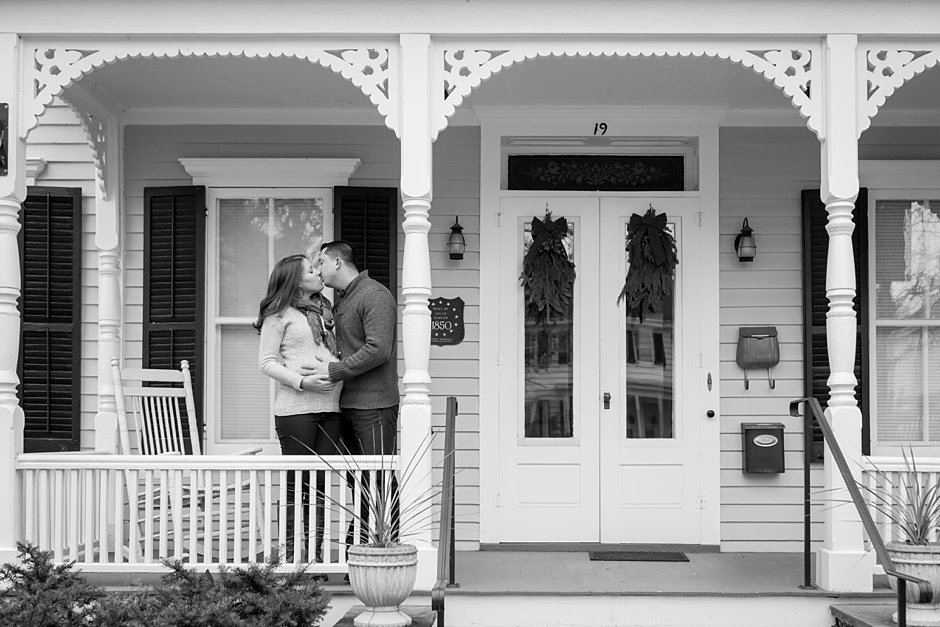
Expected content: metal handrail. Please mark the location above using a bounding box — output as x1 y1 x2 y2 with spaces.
432 396 458 627
791 397 933 627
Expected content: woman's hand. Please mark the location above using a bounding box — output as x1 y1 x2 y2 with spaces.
300 375 335 392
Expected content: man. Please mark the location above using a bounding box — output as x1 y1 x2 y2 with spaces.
308 240 399 455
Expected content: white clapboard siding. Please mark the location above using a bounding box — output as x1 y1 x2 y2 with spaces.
122 124 482 549
24 99 98 449
717 127 823 552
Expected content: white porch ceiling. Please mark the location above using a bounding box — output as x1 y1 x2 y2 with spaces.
71 53 940 124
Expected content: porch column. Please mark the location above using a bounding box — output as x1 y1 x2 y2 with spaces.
0 33 26 562
95 118 123 453
817 33 875 592
398 33 436 591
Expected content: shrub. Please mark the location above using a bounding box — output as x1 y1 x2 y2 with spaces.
1 542 331 627
0 541 102 626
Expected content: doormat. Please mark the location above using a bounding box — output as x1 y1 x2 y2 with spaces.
588 551 689 562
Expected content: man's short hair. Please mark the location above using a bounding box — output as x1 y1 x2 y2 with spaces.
320 240 358 269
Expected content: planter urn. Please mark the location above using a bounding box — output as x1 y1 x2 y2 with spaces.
887 542 940 627
347 544 419 627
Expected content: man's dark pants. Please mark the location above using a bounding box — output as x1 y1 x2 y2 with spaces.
341 406 400 544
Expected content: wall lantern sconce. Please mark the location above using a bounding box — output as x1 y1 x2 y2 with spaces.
0 103 8 176
447 216 466 260
734 218 757 262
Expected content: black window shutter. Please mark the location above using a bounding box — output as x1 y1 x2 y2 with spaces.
801 189 870 460
334 186 398 296
144 186 206 452
18 187 82 452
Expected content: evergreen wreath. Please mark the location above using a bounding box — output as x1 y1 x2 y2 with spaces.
520 211 576 323
617 205 679 322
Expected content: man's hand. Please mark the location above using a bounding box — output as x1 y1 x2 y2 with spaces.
300 357 332 379
300 375 335 392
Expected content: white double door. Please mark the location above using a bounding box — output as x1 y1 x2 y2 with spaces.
497 196 712 544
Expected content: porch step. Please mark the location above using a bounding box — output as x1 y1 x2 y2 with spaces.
830 603 897 627
320 593 882 627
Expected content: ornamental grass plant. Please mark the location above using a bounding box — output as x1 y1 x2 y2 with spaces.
301 428 450 549
861 448 940 546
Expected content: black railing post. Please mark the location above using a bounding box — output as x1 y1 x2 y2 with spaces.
449 398 457 587
802 400 814 589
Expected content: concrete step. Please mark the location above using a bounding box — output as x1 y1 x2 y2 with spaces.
321 592 857 627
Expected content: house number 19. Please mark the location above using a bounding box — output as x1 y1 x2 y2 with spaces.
593 122 608 135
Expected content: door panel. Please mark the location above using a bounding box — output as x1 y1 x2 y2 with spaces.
498 198 600 542
598 198 702 543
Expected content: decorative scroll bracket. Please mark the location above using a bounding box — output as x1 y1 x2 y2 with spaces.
858 46 940 137
22 41 398 140
434 40 822 140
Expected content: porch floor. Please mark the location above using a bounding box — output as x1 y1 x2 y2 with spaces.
437 550 893 597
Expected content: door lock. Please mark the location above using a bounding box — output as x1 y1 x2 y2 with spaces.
706 409 716 418
603 392 611 409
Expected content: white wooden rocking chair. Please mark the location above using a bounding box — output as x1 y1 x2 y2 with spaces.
111 358 262 562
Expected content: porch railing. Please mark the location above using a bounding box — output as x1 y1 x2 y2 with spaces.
16 453 397 572
791 397 932 627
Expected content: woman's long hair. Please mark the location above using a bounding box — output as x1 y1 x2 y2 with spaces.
253 254 308 333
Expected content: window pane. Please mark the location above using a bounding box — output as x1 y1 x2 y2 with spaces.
523 221 574 438
625 222 674 439
875 200 940 320
876 326 923 442
219 199 269 317
272 198 326 261
220 325 270 440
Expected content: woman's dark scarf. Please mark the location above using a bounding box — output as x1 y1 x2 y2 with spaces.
293 293 339 357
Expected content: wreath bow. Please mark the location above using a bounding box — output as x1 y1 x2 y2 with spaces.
627 211 669 266
525 215 569 264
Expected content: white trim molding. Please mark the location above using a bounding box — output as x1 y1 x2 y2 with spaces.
20 38 399 140
179 158 361 188
859 160 940 189
434 38 823 140
858 42 940 137
25 159 47 186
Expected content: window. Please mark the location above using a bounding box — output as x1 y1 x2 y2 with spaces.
208 189 333 449
860 160 940 453
872 197 940 446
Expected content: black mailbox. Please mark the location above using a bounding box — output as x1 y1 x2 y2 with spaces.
741 422 785 474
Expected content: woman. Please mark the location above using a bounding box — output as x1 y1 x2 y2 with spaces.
255 253 342 562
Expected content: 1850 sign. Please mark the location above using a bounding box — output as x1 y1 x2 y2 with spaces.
428 297 464 346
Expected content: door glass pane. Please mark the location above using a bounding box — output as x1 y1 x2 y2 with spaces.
523 221 575 438
625 222 675 439
272 198 326 260
218 198 268 317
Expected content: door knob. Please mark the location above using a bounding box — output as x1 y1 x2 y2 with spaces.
603 392 611 409
706 410 716 418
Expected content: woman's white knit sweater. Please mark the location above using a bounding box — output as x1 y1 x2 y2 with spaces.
258 307 342 416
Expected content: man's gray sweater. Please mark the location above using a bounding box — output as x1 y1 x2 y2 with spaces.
328 271 400 409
